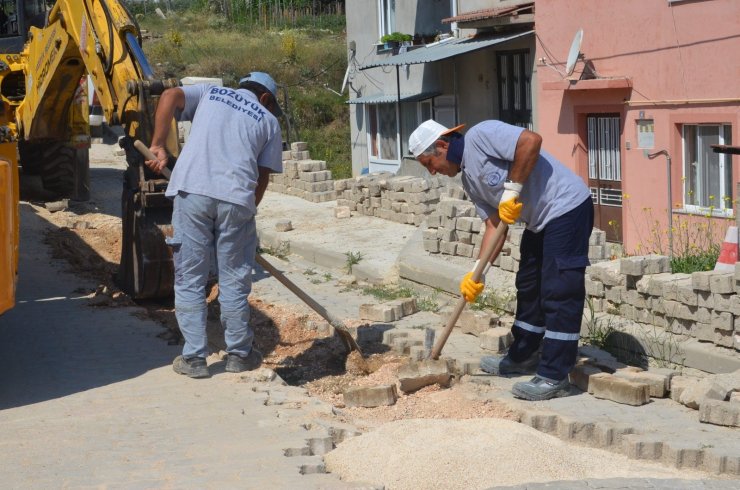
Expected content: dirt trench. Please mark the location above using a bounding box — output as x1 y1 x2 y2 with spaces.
39 199 516 426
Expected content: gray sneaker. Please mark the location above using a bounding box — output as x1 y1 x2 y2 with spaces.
480 352 539 375
173 355 210 379
225 348 263 373
511 375 571 401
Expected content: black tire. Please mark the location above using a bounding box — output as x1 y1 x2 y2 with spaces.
18 140 89 201
40 143 75 198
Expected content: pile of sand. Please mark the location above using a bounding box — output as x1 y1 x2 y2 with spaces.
324 418 707 489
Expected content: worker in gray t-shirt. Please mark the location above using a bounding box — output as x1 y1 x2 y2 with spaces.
145 72 283 379
409 119 593 401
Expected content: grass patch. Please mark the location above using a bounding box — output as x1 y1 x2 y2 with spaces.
344 251 363 274
362 284 416 301
670 247 720 274
361 284 440 312
470 288 515 315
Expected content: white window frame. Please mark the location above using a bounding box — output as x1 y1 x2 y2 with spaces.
418 100 432 125
365 99 438 171
366 103 401 173
681 123 733 217
377 0 395 39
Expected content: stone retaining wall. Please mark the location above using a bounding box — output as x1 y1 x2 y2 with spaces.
587 256 740 353
333 173 447 226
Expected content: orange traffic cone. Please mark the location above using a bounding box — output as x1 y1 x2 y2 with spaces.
714 226 738 273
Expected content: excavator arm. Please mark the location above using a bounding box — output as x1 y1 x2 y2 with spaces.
14 0 181 299
17 0 180 146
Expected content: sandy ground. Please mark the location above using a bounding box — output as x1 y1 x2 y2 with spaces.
324 418 707 490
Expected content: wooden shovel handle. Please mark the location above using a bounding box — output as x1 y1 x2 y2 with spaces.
429 222 509 360
255 253 362 355
133 140 171 179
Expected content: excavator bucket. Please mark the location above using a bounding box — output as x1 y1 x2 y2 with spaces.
118 158 175 299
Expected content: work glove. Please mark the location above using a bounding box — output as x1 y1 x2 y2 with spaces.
499 181 523 224
460 271 485 303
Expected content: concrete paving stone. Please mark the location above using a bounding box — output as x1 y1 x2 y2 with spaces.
700 399 740 427
397 358 451 393
613 370 669 398
479 326 514 352
660 439 706 470
519 411 559 434
489 479 740 489
679 377 727 409
343 385 398 408
589 373 651 406
593 423 636 449
308 436 335 455
569 363 605 392
556 416 597 443
702 449 740 475
622 433 665 460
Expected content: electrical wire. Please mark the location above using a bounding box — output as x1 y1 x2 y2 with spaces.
284 56 345 88
669 5 689 100
535 32 564 69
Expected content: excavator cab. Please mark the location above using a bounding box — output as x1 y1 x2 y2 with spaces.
0 0 46 49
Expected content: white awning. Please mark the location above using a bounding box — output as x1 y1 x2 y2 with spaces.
346 91 441 104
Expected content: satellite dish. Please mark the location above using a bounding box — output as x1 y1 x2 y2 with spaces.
565 29 583 77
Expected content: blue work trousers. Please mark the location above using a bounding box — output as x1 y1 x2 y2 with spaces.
507 197 594 381
169 192 257 359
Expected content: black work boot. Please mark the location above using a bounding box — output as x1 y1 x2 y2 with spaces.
480 351 539 376
225 348 263 373
511 375 571 401
172 355 210 379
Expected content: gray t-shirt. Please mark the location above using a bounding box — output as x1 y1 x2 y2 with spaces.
165 84 283 214
461 120 591 232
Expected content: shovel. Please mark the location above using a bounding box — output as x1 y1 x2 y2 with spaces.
429 221 509 359
256 253 363 355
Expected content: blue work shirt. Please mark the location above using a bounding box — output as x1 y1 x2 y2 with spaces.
461 120 591 232
165 84 283 215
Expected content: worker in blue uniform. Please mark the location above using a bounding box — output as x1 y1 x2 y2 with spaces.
408 119 594 400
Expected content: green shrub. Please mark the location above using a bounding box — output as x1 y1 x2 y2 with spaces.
380 32 412 43
623 197 730 274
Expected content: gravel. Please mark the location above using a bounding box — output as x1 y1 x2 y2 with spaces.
324 418 708 490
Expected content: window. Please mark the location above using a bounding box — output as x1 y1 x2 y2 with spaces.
367 103 398 162
378 0 395 39
497 50 532 129
0 0 18 37
682 124 733 214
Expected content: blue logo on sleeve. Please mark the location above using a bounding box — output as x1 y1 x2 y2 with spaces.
486 171 503 187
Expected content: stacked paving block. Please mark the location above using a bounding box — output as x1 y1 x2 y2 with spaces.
334 173 446 225
569 346 740 427
569 346 676 406
423 190 610 266
359 298 418 323
268 142 336 203
422 193 483 259
586 254 740 352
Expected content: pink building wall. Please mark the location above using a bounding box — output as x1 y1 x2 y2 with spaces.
535 0 740 254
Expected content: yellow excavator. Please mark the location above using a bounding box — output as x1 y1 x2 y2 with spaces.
1 0 181 314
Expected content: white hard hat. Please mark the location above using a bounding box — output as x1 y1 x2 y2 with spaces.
408 120 465 157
